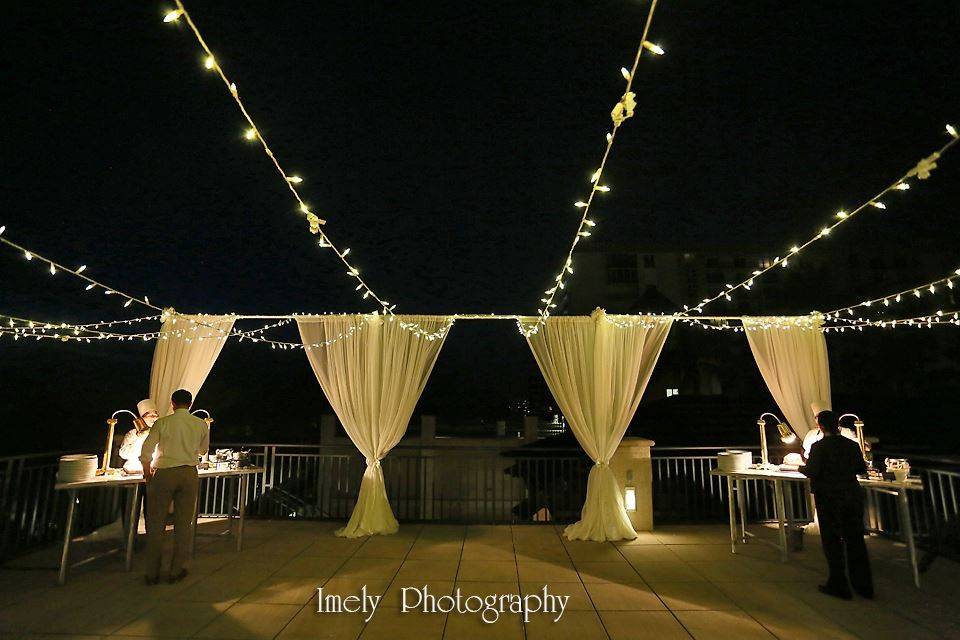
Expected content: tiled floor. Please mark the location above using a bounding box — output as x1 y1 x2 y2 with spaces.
0 520 956 639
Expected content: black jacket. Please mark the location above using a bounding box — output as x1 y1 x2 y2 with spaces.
802 434 866 496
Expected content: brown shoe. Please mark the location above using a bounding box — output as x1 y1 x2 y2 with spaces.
168 569 188 584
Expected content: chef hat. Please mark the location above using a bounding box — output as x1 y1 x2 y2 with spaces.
810 399 832 415
137 399 158 417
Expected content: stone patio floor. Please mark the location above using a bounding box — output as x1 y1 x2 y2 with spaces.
0 520 957 639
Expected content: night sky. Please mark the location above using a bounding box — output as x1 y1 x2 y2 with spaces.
2 1 958 454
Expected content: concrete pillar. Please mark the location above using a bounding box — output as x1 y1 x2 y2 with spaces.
523 416 539 441
419 415 437 520
420 415 436 441
610 437 655 531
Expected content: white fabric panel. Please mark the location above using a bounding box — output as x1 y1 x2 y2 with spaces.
742 316 831 438
149 314 235 417
523 310 672 541
297 314 452 538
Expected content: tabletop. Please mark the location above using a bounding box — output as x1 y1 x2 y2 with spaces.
709 466 923 490
55 466 264 490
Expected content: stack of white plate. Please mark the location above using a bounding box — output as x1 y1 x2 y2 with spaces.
717 449 752 472
58 454 98 483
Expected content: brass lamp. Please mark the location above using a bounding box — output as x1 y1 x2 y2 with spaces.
753 412 797 470
100 409 138 474
191 409 213 463
839 413 876 476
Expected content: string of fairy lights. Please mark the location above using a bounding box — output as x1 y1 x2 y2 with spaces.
0 228 162 313
677 126 960 316
3 9 960 350
824 266 960 322
161 2 396 317
522 0 664 337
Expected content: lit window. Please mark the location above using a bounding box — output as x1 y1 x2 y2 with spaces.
666 388 679 398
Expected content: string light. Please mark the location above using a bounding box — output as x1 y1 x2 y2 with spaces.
163 0 397 318
0 232 160 312
823 266 960 320
679 130 959 316
523 0 662 337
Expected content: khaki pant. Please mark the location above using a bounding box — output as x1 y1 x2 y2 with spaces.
144 465 199 579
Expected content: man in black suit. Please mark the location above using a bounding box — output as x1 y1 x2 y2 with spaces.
802 410 874 599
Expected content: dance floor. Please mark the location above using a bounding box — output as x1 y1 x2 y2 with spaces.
0 520 955 639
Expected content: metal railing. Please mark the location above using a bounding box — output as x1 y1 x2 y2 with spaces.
1 443 956 563
651 446 813 524
0 452 124 561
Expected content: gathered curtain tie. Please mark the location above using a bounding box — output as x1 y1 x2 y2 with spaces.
365 457 382 468
594 460 609 467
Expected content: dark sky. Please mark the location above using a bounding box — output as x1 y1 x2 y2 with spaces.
1 1 958 453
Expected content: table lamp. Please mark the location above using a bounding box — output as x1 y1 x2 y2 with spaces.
192 409 213 463
100 409 138 474
753 412 797 470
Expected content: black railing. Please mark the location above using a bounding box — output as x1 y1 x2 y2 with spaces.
1 443 956 563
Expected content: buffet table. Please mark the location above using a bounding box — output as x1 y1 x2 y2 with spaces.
54 466 263 584
710 467 924 586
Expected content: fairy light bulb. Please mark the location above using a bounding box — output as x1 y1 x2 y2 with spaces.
642 41 665 55
948 124 958 138
595 185 610 192
574 201 588 208
85 284 95 291
163 9 183 23
204 55 216 70
620 67 631 81
820 227 831 236
895 182 910 190
244 128 257 141
0 226 5 235
49 263 56 275
24 251 32 261
76 265 87 273
790 245 800 253
871 201 886 209
286 175 303 184
836 210 848 219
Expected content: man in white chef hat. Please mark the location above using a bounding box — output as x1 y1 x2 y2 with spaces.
118 399 160 474
802 399 857 459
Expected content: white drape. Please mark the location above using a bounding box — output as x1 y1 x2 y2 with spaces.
149 314 235 417
742 315 830 438
522 310 672 541
297 314 452 538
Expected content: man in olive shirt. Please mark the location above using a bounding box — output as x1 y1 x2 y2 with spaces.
139 389 210 585
802 410 874 599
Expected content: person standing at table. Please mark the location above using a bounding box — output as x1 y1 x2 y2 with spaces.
802 410 874 599
139 389 210 585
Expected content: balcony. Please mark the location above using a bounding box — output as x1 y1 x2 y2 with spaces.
1 442 958 638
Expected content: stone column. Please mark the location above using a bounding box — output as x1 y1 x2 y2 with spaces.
610 437 655 531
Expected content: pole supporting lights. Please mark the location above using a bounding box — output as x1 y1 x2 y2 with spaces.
753 412 796 470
